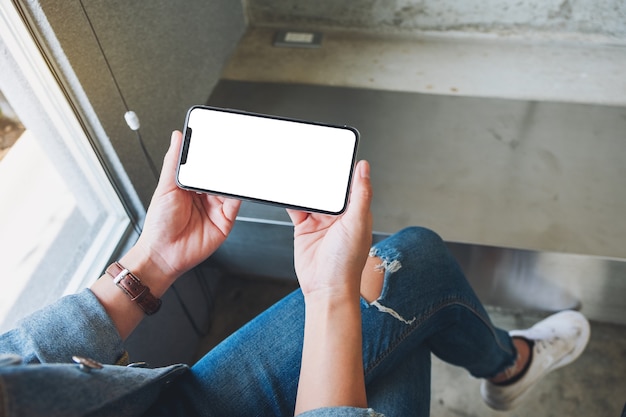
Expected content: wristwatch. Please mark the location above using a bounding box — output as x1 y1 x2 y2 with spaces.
105 262 162 315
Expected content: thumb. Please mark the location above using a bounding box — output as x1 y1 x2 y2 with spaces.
344 160 373 222
156 130 183 192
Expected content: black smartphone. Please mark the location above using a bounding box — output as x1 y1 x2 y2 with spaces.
176 106 360 215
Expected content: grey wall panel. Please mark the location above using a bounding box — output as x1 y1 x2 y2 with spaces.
26 0 246 207
208 80 626 260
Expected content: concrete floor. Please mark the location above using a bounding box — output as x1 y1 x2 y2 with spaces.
197 274 626 417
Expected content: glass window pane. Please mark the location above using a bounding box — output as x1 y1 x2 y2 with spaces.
0 6 132 332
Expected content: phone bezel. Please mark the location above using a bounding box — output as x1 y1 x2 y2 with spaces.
175 105 360 215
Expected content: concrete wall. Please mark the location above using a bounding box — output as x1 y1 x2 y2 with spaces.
245 0 626 41
24 0 246 209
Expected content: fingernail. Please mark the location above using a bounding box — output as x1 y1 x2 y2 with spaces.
359 160 370 179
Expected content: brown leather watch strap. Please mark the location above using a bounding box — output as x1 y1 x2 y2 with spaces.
105 262 162 315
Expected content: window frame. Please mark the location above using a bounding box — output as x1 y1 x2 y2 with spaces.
0 1 137 301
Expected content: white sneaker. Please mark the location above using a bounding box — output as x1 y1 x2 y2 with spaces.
481 310 590 411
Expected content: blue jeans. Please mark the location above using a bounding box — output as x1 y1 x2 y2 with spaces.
148 227 517 417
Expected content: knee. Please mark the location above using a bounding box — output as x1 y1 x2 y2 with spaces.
361 228 443 302
397 226 443 242
370 227 451 270
394 226 447 255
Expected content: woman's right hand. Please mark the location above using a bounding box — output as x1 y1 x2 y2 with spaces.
288 160 373 415
286 160 373 301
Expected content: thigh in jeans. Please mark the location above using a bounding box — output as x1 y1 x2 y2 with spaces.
148 227 515 416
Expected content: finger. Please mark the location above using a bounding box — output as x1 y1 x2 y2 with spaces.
344 160 373 221
286 208 309 226
222 198 242 222
156 131 183 190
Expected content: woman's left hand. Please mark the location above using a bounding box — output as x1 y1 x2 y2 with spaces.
133 130 241 284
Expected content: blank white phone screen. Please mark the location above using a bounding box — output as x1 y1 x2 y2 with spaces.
176 107 359 214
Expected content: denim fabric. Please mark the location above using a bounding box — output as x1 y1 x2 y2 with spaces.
0 227 517 417
0 289 125 365
148 227 517 417
0 290 184 417
299 408 385 417
0 362 187 417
